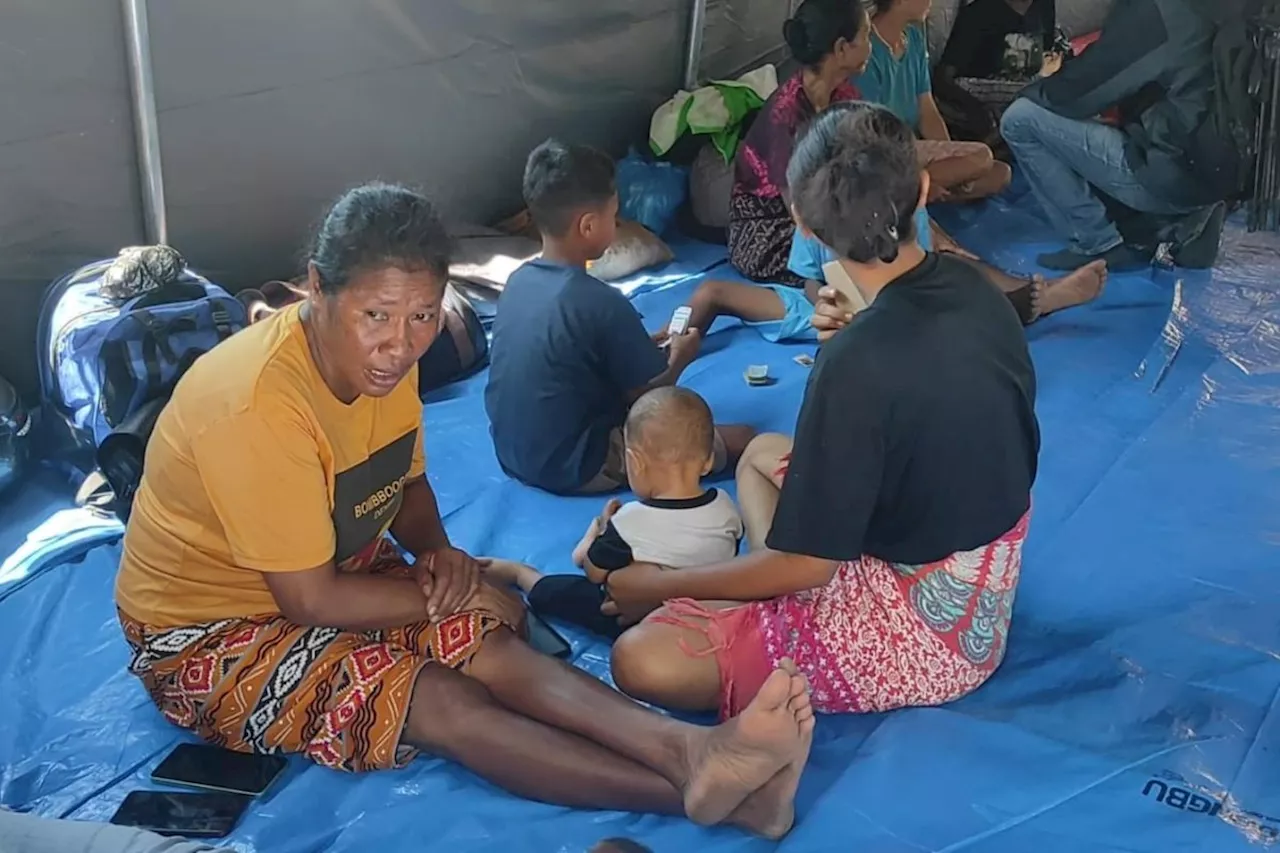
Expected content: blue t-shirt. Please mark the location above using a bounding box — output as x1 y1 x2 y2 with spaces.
856 23 932 132
788 208 934 280
484 259 667 494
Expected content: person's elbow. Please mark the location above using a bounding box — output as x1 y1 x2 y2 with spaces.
783 553 839 591
264 566 339 627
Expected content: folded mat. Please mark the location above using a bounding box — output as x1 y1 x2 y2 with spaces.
1 186 1277 852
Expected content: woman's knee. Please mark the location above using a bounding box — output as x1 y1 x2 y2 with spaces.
463 581 528 634
965 143 995 174
736 432 793 480
610 622 672 700
611 615 720 710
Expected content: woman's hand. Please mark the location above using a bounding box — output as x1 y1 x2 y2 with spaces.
600 562 671 625
460 580 528 631
413 546 481 623
810 286 855 343
1040 52 1064 78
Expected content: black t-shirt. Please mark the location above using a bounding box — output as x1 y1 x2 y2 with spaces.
940 0 1056 80
484 259 667 494
766 253 1039 566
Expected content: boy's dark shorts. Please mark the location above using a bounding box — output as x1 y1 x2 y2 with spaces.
577 427 728 494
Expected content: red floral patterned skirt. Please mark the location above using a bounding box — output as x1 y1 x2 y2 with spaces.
660 453 1030 720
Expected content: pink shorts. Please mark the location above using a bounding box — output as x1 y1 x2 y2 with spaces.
651 600 773 721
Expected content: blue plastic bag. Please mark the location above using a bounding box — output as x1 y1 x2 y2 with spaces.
616 149 688 235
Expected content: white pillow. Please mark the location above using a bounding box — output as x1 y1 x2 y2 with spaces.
588 219 675 281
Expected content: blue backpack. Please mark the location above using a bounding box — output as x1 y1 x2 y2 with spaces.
37 257 247 457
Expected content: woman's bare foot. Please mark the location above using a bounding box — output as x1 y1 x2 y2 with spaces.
727 666 816 839
682 660 813 828
478 558 543 595
1035 260 1107 318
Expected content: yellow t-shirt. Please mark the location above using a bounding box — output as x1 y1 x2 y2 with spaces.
115 304 426 628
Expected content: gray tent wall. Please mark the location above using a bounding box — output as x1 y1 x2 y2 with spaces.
0 2 144 402
0 0 1113 401
0 0 792 400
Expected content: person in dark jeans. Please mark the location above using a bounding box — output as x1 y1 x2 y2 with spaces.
999 0 1227 272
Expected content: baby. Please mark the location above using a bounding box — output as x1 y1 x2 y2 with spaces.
484 386 742 639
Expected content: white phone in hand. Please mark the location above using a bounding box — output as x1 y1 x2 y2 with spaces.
822 260 869 312
668 305 693 336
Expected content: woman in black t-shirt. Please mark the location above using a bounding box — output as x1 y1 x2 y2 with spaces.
607 102 1040 721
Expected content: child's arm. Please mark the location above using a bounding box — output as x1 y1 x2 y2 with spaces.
588 286 689 404
573 500 624 584
625 330 701 403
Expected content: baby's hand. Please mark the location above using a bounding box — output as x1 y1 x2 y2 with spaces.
574 499 621 569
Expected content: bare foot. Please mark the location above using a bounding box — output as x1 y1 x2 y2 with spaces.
478 558 542 595
728 666 816 839
1035 259 1107 318
683 660 812 827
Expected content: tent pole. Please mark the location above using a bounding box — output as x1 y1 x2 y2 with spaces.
682 0 708 90
122 0 168 245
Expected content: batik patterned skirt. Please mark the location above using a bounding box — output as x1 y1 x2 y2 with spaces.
727 189 804 287
119 538 508 772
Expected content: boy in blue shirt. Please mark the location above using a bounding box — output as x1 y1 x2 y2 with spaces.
485 140 754 495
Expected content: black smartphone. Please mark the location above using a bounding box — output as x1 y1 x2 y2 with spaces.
109 790 251 838
151 743 287 797
526 611 572 658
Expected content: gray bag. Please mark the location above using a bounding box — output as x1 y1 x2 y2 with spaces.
689 143 734 230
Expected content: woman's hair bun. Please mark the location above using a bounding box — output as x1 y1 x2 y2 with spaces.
782 19 808 57
784 0 865 68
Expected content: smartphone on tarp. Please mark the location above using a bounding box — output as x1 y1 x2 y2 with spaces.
527 610 572 658
109 790 251 838
151 743 287 797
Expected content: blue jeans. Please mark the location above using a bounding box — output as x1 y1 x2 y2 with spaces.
1001 98 1193 255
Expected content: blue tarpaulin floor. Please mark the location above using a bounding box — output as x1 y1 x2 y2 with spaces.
2 180 1278 852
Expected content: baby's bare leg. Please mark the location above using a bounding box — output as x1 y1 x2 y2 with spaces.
480 559 545 595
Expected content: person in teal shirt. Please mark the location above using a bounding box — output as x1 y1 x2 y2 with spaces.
859 0 1011 203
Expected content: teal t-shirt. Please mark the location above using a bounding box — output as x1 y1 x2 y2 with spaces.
788 208 933 281
856 23 932 133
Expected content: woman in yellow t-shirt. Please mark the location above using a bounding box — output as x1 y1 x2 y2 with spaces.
114 182 814 838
